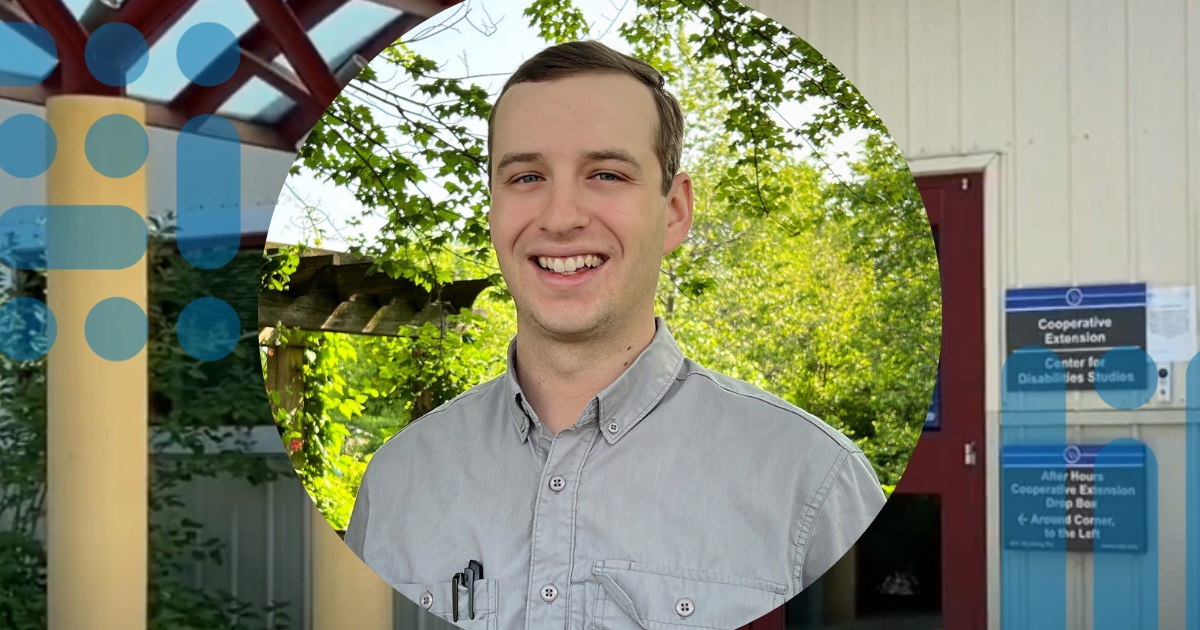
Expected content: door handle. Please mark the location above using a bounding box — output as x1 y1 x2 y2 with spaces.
964 441 978 467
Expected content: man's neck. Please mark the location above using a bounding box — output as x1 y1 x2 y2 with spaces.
513 317 657 435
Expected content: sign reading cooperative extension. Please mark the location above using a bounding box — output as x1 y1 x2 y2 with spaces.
1002 444 1147 553
1004 284 1147 390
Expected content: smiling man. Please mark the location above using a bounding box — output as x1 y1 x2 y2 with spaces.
345 40 887 630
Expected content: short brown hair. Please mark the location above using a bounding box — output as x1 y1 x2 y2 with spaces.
487 40 684 196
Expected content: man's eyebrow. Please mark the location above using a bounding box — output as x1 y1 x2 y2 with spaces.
583 149 643 174
495 152 544 174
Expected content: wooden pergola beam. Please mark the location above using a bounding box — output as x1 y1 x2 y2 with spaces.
259 247 491 336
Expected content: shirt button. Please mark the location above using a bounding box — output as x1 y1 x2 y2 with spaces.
548 475 566 492
606 421 620 434
420 591 433 609
675 598 695 617
540 584 559 602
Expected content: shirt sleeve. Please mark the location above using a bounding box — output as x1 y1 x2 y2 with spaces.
798 450 888 590
343 470 371 561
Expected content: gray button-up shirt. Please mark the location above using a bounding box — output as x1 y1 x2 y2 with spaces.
345 318 886 630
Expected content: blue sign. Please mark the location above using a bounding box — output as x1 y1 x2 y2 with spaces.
1002 443 1147 553
1005 284 1148 391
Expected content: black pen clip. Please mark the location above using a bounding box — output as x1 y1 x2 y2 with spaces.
452 560 484 621
451 572 465 622
463 560 483 620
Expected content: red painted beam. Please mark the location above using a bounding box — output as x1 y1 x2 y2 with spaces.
278 11 427 145
171 0 346 118
244 0 341 107
14 0 84 56
241 49 318 109
15 0 118 95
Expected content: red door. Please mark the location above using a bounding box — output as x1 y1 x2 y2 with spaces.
894 173 987 629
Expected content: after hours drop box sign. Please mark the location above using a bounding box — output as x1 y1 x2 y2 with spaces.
1005 284 1147 391
1001 444 1147 553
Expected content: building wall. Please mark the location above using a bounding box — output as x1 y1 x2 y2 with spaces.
741 1 1200 629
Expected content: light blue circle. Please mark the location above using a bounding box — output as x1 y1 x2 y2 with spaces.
0 114 56 178
1094 346 1157 410
176 297 240 361
85 297 147 361
85 23 149 86
177 22 240 86
0 297 57 361
85 114 149 178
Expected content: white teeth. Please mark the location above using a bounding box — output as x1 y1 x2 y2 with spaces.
537 255 605 273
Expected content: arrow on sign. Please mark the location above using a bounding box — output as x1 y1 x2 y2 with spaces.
1018 513 1028 526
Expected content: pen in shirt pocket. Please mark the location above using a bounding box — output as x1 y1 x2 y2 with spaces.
452 559 483 621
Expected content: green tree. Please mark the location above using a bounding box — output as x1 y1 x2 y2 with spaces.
274 0 937 520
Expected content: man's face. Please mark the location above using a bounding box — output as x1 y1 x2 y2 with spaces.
488 72 692 341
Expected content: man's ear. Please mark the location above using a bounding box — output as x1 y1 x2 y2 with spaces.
662 172 694 255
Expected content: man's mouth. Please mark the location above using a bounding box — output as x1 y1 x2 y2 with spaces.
531 254 607 276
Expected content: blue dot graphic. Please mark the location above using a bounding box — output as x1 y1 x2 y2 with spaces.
85 297 147 362
177 22 240 87
176 297 240 361
85 114 149 178
1094 346 1157 410
85 23 149 86
0 114 56 178
0 298 57 361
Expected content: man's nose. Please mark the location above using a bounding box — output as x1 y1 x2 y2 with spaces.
538 179 588 233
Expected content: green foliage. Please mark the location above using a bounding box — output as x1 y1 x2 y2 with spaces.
264 282 515 528
279 0 937 524
292 38 497 295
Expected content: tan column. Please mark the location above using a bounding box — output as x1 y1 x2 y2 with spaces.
310 502 395 629
44 95 148 629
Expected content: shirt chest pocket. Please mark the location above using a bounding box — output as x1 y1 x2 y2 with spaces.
587 560 787 630
391 579 499 629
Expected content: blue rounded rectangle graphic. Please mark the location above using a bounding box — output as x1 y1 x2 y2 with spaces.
0 205 148 270
177 115 241 270
0 23 58 86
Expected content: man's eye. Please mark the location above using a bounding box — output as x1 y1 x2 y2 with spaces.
517 174 541 184
595 172 620 181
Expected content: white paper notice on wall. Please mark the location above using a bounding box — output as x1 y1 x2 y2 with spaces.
1146 286 1197 363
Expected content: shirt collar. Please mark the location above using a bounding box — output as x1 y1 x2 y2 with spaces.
505 317 685 444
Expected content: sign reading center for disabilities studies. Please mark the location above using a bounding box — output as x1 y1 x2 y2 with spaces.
1005 284 1147 391
1001 444 1147 553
